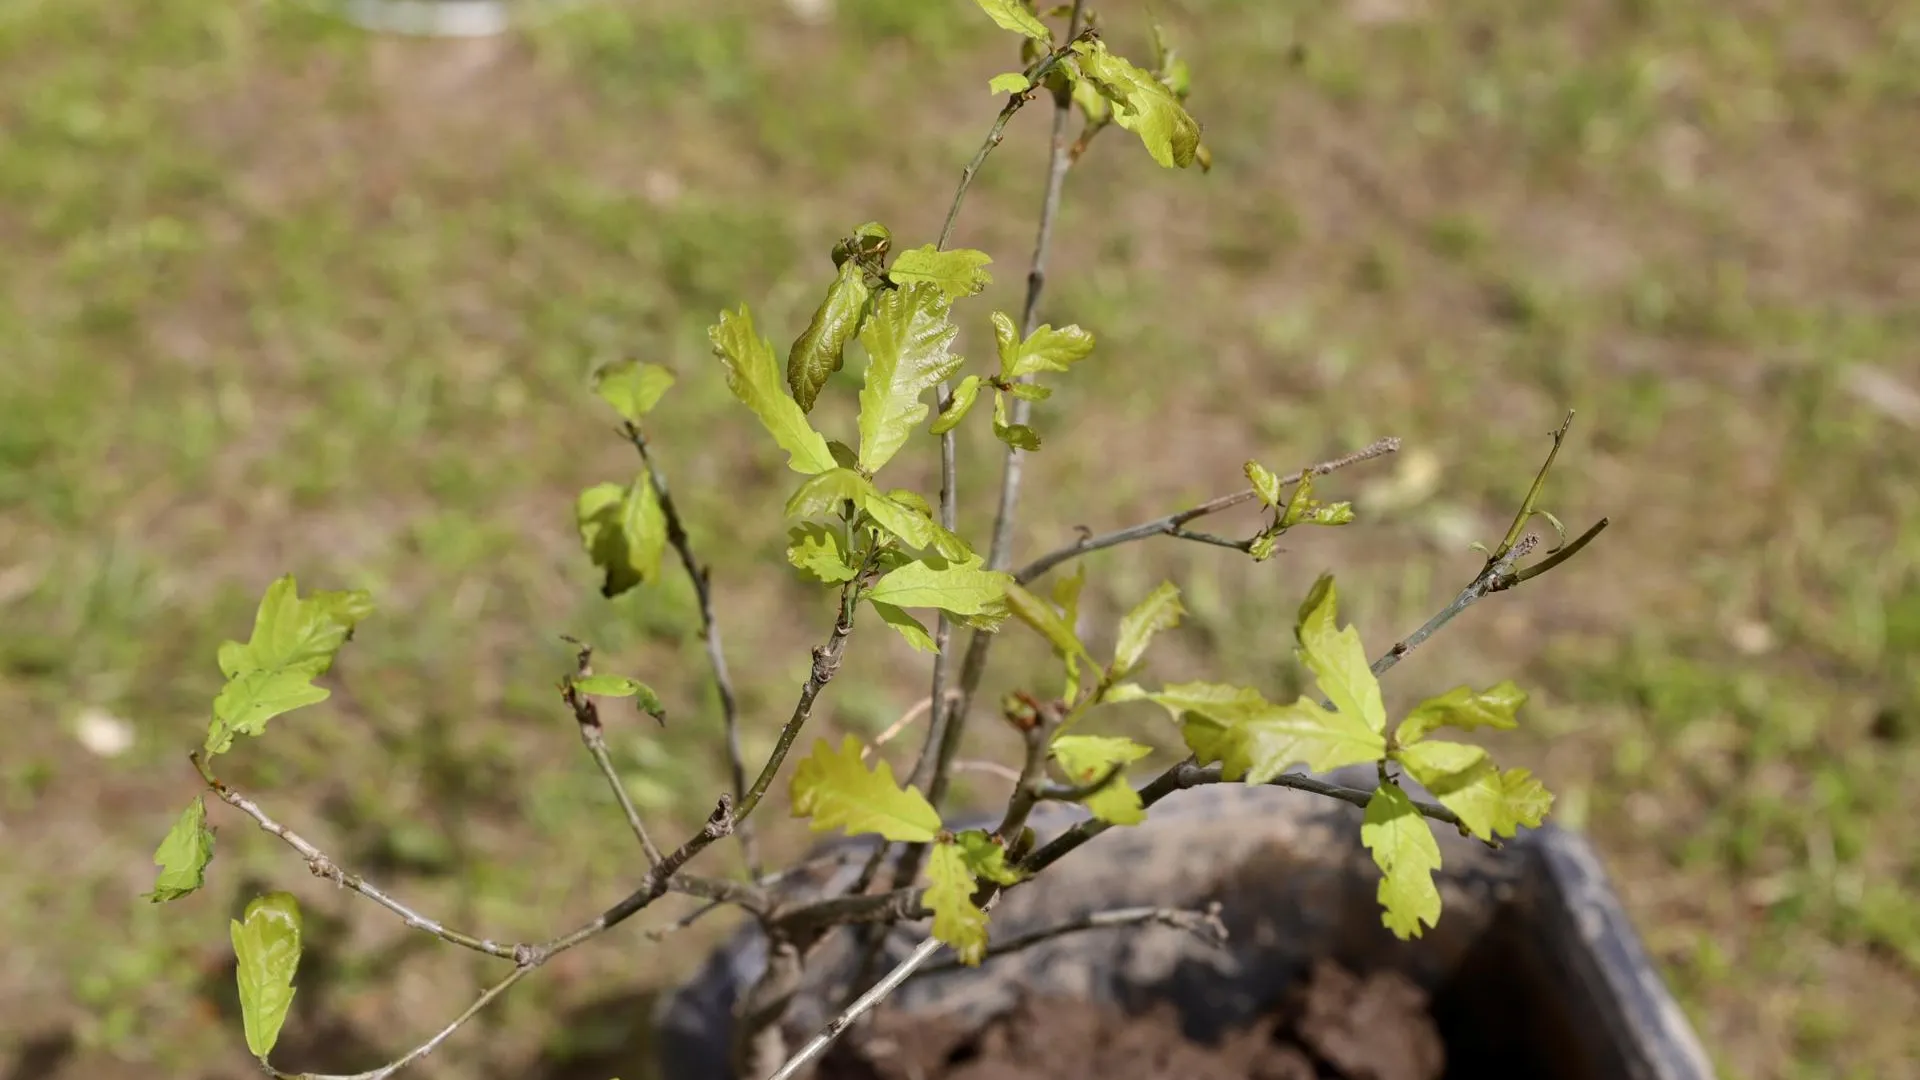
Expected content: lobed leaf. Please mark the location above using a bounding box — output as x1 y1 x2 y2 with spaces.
861 489 974 562
868 556 1012 619
1050 735 1153 825
788 258 873 413
789 735 941 842
870 601 938 652
709 304 836 475
1396 740 1552 843
1361 784 1443 940
930 375 985 435
971 0 1052 42
784 468 878 521
147 798 215 903
954 829 1026 885
887 245 994 299
1004 323 1095 379
926 840 990 966
576 475 667 599
591 360 676 423
231 891 302 1059
988 72 1031 95
1112 580 1185 676
206 576 372 755
787 523 859 584
1070 41 1202 169
1173 688 1385 781
1295 574 1386 735
1244 461 1284 508
1397 681 1528 746
857 283 964 473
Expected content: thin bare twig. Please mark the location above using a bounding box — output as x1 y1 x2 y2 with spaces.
623 422 755 873
913 902 1227 978
561 637 664 865
764 935 952 1080
1013 436 1402 585
268 964 535 1080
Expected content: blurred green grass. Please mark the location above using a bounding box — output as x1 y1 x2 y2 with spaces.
1 1 1916 1078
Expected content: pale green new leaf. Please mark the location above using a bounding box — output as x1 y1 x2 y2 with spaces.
789 735 941 842
1004 581 1097 667
231 891 302 1059
990 311 1021 375
1005 323 1095 379
860 489 973 562
870 601 938 652
575 475 667 599
887 245 994 299
147 798 215 903
857 283 964 472
206 576 372 755
1281 472 1355 528
1070 41 1201 169
788 257 873 413
1050 735 1153 825
592 360 675 423
926 840 989 966
1397 740 1551 842
971 0 1051 42
1362 784 1443 940
1113 581 1185 675
868 557 1011 618
991 389 1041 451
784 468 878 520
1176 691 1384 781
989 72 1031 95
709 304 836 475
787 524 859 583
572 675 666 722
1051 564 1088 699
954 829 1025 885
1397 681 1528 745
1136 680 1271 726
1244 461 1284 508
930 375 985 435
1295 574 1386 734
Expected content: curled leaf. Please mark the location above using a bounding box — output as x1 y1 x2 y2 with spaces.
790 734 941 842
788 258 873 413
147 798 215 903
931 375 985 435
231 891 303 1059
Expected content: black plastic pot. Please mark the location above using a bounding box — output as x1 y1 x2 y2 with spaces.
654 768 1715 1080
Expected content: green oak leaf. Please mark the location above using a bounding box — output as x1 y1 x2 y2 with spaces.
954 829 1026 885
1112 580 1185 676
1295 574 1387 735
591 360 675 423
930 375 985 435
867 556 1011 619
1004 581 1098 669
1361 784 1443 940
572 674 666 723
1004 323 1095 379
1245 461 1284 508
1395 740 1552 842
1169 685 1384 781
1069 40 1202 169
205 576 372 755
784 468 878 520
1050 735 1153 825
926 840 990 966
789 734 941 842
857 283 964 473
870 601 938 652
971 0 1051 42
991 389 1041 451
231 891 302 1059
147 797 215 903
787 523 859 584
859 489 974 561
709 304 836 475
989 72 1031 95
575 474 667 599
1397 681 1528 746
788 257 873 413
887 245 994 299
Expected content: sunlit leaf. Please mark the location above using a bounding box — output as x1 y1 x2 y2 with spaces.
231 891 302 1059
926 840 989 965
1362 784 1443 940
789 735 941 842
572 674 666 722
709 304 837 475
1004 581 1097 668
870 601 938 652
868 557 1012 618
930 375 985 435
954 829 1025 885
991 389 1042 451
1004 323 1095 379
1244 461 1284 508
1050 735 1153 825
857 283 964 472
1295 574 1386 734
1396 740 1552 843
971 0 1051 42
576 474 667 599
1170 685 1384 781
1397 681 1528 746
147 798 215 903
860 489 974 562
788 258 873 413
206 576 372 755
1070 41 1201 169
989 71 1031 95
785 468 878 520
787 523 859 584
1112 581 1184 676
887 245 994 299
592 360 676 423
